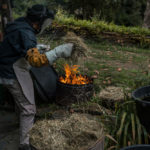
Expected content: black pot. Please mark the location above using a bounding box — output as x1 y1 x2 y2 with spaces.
55 78 94 106
132 85 150 133
120 145 150 150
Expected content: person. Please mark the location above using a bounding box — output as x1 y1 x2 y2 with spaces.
0 4 74 150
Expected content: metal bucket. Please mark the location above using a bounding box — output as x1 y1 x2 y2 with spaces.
56 77 94 106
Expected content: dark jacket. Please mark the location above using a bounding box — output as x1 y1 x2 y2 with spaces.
0 17 37 79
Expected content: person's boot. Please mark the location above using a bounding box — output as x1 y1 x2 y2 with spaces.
19 144 37 150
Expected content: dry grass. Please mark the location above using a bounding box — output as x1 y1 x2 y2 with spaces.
62 32 89 62
98 86 131 109
99 86 125 102
30 113 104 150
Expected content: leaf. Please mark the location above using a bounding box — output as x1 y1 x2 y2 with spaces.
106 134 118 144
142 126 149 144
119 101 134 108
131 113 135 142
107 146 117 150
84 68 89 71
136 116 142 144
128 141 131 146
94 70 100 75
117 112 127 137
107 80 111 84
91 75 98 79
103 80 107 84
123 122 130 147
117 68 122 72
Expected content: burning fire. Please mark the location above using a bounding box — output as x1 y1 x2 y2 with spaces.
59 64 92 85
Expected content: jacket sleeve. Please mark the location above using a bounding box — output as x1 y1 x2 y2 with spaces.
7 30 37 57
19 30 37 56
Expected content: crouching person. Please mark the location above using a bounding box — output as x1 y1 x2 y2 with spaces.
0 4 74 150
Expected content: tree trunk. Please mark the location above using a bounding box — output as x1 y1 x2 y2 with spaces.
143 0 150 28
82 0 86 19
0 0 13 35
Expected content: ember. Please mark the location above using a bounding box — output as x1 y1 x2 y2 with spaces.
59 64 92 85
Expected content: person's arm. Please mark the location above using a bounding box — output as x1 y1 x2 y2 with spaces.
26 43 74 67
20 30 37 56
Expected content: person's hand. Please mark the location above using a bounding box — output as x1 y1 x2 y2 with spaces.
26 48 49 67
45 43 73 65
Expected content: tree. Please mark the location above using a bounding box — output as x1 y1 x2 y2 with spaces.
13 0 47 17
143 0 150 28
66 0 107 19
115 0 145 26
0 0 13 40
12 0 147 27
65 0 146 26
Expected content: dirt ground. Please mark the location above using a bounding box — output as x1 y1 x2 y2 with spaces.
0 111 19 150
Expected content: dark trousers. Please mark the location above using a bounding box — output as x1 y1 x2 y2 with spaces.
4 80 36 146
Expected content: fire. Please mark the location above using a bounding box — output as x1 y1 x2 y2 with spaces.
59 64 92 85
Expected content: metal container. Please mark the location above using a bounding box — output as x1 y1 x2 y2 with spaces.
56 76 94 106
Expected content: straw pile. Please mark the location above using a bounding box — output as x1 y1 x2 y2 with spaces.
62 32 89 62
30 113 104 150
99 86 130 109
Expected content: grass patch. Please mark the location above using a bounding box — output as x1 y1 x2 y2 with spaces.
52 9 150 46
38 35 150 149
55 15 150 36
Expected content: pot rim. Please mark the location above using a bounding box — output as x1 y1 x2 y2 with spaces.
57 80 93 87
132 85 150 104
120 144 150 150
57 74 93 87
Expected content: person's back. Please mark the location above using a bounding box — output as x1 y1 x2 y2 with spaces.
0 17 37 79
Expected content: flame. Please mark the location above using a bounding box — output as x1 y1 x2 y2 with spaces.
59 64 92 85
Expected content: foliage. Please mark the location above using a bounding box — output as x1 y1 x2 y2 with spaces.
13 0 47 17
104 94 149 149
13 0 147 26
54 10 150 46
115 98 149 149
62 0 146 26
114 0 146 26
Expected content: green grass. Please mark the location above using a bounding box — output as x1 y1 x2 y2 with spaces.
53 9 150 47
55 15 150 36
37 37 150 99
40 36 150 91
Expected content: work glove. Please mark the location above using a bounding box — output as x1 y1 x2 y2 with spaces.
26 43 73 67
36 44 50 53
45 43 74 65
26 48 49 67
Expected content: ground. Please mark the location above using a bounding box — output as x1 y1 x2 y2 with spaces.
1 36 150 150
0 111 19 150
38 36 150 149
